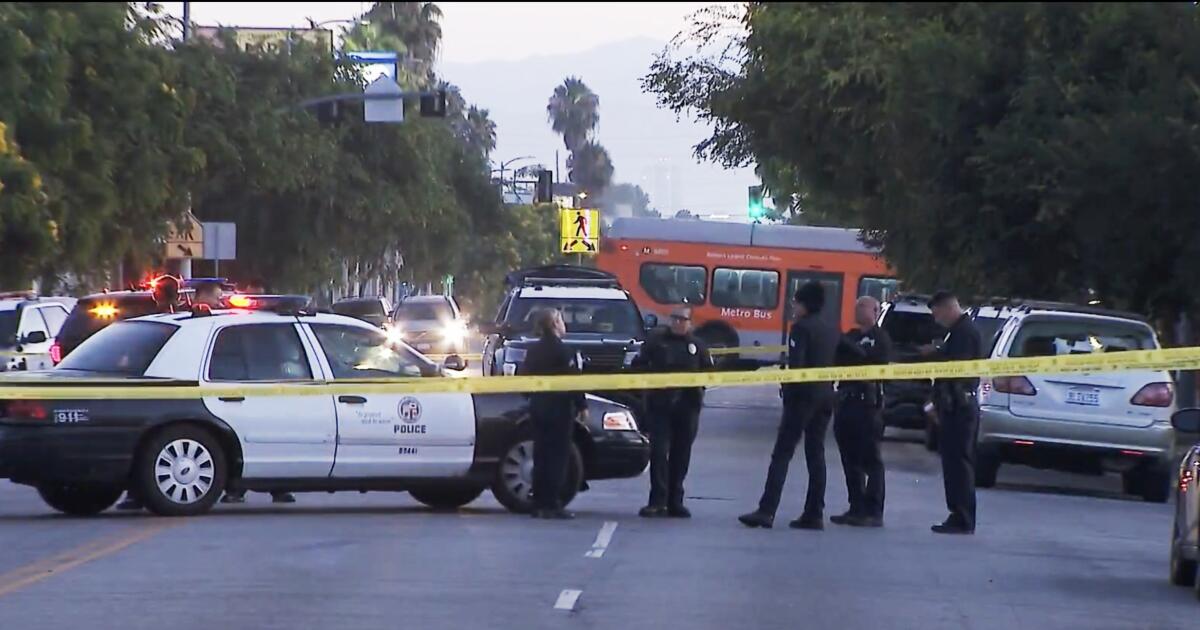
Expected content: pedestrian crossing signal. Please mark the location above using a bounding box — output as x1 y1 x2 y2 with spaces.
560 209 600 255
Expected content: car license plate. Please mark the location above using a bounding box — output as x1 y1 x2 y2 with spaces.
54 409 90 424
1066 388 1101 406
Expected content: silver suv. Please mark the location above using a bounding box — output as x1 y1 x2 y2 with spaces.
976 303 1176 502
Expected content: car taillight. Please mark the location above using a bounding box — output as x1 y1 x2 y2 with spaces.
1131 382 1173 407
4 400 48 421
49 341 62 365
993 376 1037 396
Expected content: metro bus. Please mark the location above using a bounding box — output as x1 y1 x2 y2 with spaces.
598 218 898 363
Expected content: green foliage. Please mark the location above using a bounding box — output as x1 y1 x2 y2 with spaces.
547 76 614 197
645 3 1200 314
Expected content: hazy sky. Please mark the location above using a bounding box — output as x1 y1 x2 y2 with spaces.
167 2 753 217
173 2 714 64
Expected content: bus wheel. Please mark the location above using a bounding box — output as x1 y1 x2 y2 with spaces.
696 325 739 369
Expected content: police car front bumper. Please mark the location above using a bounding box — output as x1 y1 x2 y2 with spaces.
588 429 650 480
0 424 137 486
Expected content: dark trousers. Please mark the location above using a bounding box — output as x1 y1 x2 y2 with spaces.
834 395 886 518
758 394 834 517
532 410 573 510
647 403 701 508
938 395 980 530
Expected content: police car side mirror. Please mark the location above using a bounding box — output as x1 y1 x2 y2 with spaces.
22 331 47 345
1172 408 1200 433
643 314 658 330
442 355 468 371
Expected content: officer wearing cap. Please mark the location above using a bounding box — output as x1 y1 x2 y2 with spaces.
831 296 893 528
632 306 713 518
920 290 983 535
740 282 839 530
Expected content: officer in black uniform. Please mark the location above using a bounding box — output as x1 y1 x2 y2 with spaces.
633 306 713 518
521 308 586 520
920 291 983 535
831 296 893 528
739 282 839 530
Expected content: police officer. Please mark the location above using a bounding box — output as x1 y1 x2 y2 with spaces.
521 308 586 519
831 296 893 528
633 306 713 518
920 291 983 535
739 282 839 530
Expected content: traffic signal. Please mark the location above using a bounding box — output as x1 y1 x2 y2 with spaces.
535 170 554 204
748 185 765 220
420 89 448 118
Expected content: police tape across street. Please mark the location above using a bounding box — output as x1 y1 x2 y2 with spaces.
2 345 1199 400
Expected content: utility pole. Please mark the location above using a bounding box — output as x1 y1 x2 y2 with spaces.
182 1 191 40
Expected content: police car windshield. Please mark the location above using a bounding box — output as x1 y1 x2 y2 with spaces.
508 298 641 336
0 311 16 347
56 321 177 376
395 302 452 322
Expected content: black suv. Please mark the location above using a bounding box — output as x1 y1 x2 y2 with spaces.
480 265 652 407
878 294 946 447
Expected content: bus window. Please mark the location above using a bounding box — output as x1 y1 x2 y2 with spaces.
639 263 707 305
712 268 779 309
858 276 900 303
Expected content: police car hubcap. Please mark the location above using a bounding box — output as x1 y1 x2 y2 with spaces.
155 439 214 504
500 440 535 500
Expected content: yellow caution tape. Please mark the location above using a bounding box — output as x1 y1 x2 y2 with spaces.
1 347 1198 400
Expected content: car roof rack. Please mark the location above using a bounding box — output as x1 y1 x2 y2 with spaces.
506 265 620 289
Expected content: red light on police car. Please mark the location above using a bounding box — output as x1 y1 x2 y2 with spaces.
49 341 62 365
228 295 255 309
5 400 48 421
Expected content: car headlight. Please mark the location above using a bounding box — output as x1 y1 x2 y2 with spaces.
602 411 638 432
442 321 468 344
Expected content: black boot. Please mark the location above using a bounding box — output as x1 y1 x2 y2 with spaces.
738 511 774 529
788 514 824 530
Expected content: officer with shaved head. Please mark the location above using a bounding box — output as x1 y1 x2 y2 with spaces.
831 296 893 528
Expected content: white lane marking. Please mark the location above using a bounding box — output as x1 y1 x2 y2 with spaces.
555 589 582 611
585 521 618 558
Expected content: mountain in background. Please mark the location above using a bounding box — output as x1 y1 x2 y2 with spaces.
439 37 755 219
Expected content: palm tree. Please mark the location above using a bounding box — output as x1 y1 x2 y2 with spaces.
567 142 614 197
465 106 497 157
364 2 443 75
547 77 599 152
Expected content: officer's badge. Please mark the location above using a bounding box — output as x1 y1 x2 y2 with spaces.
688 343 697 355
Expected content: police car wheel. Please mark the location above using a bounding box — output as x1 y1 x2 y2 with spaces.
135 425 227 517
409 485 485 510
37 484 123 517
975 450 1000 489
491 427 584 514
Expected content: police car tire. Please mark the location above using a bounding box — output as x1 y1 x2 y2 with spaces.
409 485 485 510
37 484 123 517
134 425 228 517
491 427 584 514
975 451 1000 489
1137 468 1171 504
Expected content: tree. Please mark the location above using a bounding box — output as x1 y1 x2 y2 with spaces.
361 2 442 85
547 76 600 152
566 142 614 198
465 106 496 157
645 3 1200 317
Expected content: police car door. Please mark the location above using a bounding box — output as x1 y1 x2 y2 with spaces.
201 322 337 478
15 304 57 370
304 321 475 478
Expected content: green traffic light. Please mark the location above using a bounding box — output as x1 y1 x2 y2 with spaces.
748 184 764 219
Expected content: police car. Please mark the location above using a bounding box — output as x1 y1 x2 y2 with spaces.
0 302 649 517
0 292 76 372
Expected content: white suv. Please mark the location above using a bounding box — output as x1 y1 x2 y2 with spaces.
0 293 76 372
976 303 1176 501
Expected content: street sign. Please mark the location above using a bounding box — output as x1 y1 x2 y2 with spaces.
202 222 237 261
163 211 204 259
364 76 404 124
560 209 600 255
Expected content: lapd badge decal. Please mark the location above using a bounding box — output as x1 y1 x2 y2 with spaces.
398 397 423 424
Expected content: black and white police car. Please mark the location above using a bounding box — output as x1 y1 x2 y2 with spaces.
0 301 649 517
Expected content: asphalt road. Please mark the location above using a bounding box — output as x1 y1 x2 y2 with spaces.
0 385 1195 629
